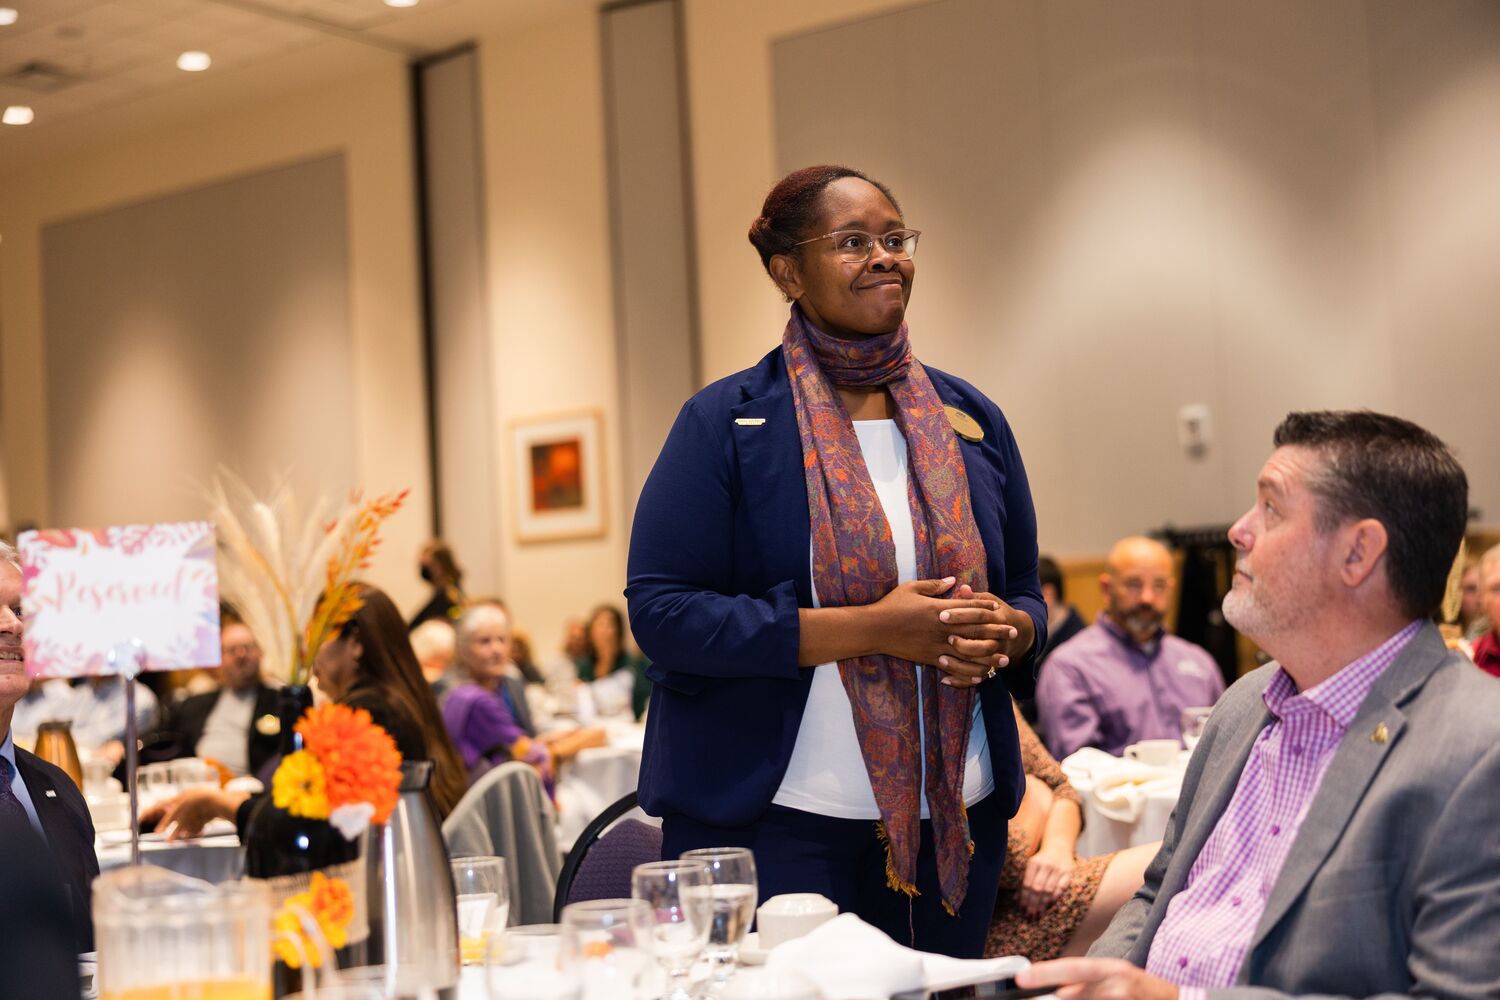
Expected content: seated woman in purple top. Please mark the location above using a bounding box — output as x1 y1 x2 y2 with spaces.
441 604 554 794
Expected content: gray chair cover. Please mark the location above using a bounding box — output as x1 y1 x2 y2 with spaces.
442 761 560 925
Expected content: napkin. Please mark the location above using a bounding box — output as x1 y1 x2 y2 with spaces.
1061 748 1182 823
765 913 1027 1000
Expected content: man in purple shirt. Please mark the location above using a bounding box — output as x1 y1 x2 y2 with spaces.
1019 411 1500 1000
1036 536 1225 758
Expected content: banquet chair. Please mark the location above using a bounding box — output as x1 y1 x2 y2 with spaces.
552 790 662 921
442 761 561 925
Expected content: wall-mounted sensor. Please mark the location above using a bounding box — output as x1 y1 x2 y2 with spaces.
1178 403 1211 459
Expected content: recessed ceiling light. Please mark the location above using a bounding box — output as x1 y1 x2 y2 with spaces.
3 105 34 125
384 0 419 8
0 8 18 26
177 51 212 72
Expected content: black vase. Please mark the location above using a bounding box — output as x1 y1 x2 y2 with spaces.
241 685 363 996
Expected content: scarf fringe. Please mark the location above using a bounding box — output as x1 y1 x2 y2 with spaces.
875 821 921 897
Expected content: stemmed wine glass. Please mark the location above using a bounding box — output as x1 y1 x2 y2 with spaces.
679 847 757 991
632 860 713 1000
560 898 655 1000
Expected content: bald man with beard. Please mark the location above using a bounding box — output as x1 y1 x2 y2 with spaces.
1037 536 1225 759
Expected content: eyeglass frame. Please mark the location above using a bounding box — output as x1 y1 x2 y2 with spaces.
787 228 922 263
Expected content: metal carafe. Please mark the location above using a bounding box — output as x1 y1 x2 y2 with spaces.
33 720 84 789
366 760 460 999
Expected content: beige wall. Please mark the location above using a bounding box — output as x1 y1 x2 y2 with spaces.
684 0 1500 555
0 56 432 613
476 11 630 653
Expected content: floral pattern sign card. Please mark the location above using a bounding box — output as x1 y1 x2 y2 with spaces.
18 521 221 678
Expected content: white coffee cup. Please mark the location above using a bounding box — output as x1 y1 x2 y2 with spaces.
755 893 838 950
1125 739 1181 767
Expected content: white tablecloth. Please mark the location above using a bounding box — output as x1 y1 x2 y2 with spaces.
554 719 647 849
96 833 244 884
1061 748 1185 857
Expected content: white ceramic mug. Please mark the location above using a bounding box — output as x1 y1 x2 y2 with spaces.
1125 739 1181 767
755 893 837 950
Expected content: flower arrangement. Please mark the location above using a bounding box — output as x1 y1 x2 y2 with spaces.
273 871 356 969
272 703 403 838
208 470 409 685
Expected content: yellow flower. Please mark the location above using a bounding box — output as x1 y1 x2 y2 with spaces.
272 750 329 819
271 873 356 969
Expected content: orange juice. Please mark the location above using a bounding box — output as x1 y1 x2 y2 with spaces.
102 978 271 1000
460 931 491 965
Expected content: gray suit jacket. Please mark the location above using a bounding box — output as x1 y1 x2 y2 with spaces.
1091 623 1500 999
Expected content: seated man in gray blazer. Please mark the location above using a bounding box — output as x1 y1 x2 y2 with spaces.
1018 411 1500 1000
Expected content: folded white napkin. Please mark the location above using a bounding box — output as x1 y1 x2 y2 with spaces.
1060 748 1183 823
765 913 1027 1000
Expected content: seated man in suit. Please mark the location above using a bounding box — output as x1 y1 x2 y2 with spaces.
0 540 99 954
1037 535 1225 758
1018 411 1500 999
156 617 279 777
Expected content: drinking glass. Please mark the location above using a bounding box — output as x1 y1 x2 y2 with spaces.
487 924 583 1000
679 847 758 989
632 860 713 1000
560 898 655 1000
450 855 510 965
1180 706 1214 752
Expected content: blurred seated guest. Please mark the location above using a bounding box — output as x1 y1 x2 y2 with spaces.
154 583 470 832
1018 411 1500 1000
986 700 1156 961
576 603 652 720
9 678 75 747
507 627 548 687
1036 537 1223 759
1457 556 1488 640
409 539 465 630
1470 543 1500 678
152 618 279 777
410 617 458 690
67 674 161 768
442 603 556 791
538 617 588 704
0 541 98 953
1007 555 1087 724
312 584 469 817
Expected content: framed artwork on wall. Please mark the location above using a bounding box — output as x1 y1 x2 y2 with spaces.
510 410 606 543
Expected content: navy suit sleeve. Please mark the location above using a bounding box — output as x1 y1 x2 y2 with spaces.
626 398 802 684
989 404 1047 667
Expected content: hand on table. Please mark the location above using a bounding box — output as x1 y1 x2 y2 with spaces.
139 786 249 841
1016 957 1179 1000
1019 845 1074 916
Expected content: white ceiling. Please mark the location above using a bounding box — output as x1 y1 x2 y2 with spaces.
0 0 593 161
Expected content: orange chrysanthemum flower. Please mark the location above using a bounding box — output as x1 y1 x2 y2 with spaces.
295 703 403 824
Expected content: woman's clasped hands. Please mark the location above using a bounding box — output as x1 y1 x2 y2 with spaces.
872 577 1035 687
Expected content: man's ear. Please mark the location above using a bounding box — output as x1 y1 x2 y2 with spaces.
769 254 803 302
1340 518 1389 590
1098 573 1112 600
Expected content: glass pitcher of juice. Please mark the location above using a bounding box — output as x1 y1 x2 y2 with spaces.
94 865 272 1000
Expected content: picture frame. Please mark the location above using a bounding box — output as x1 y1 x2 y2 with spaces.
509 409 606 543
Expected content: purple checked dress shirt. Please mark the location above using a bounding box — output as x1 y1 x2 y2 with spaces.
1036 614 1226 759
1145 620 1422 994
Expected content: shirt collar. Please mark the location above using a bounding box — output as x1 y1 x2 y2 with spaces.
1263 620 1423 729
1097 612 1163 655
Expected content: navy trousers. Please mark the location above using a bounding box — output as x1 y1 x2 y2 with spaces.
660 792 1006 958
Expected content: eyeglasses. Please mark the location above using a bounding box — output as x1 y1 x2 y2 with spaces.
790 228 921 263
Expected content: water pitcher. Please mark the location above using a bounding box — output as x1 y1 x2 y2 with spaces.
94 866 271 1000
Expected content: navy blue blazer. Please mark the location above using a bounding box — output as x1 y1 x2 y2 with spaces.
626 346 1047 829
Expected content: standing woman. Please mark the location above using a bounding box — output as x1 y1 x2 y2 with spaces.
627 165 1047 957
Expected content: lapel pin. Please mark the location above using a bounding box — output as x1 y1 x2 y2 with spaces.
255 714 281 736
735 418 766 426
45 789 57 798
1370 722 1389 744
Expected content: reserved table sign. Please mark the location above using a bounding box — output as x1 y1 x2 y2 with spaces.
18 521 221 678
